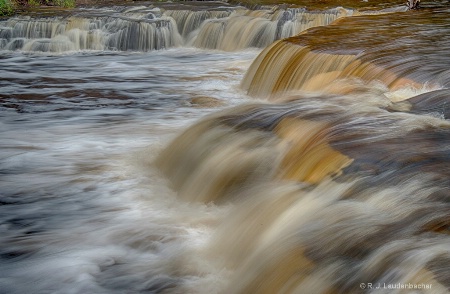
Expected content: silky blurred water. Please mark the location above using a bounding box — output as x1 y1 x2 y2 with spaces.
0 48 258 293
1 3 450 294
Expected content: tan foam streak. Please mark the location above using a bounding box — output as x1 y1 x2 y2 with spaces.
275 117 353 184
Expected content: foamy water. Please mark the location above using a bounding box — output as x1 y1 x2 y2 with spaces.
0 48 258 293
1 3 450 294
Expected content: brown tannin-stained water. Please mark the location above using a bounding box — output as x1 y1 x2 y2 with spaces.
1 1 450 294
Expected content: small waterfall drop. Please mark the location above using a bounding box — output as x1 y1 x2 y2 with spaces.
191 7 349 51
242 9 450 98
0 8 181 52
164 9 231 39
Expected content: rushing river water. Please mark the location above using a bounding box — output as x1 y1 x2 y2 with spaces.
1 1 450 294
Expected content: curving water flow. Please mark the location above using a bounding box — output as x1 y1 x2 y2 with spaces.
1 1 450 294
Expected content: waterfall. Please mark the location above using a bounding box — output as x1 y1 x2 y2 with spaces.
0 4 350 53
1 1 449 293
155 94 450 293
152 7 450 293
241 9 450 98
164 10 231 39
155 107 353 203
191 8 349 51
0 13 181 52
241 41 359 98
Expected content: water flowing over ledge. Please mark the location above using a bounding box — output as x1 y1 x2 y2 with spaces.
0 3 352 52
152 5 450 293
156 92 450 293
242 8 450 98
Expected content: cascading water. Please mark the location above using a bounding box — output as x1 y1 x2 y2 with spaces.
242 8 450 97
0 6 182 52
0 3 351 52
1 1 449 293
164 10 231 39
190 7 350 51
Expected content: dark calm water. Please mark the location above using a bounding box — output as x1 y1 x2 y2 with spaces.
1 2 449 294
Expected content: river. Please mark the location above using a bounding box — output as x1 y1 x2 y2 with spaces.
0 1 449 293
